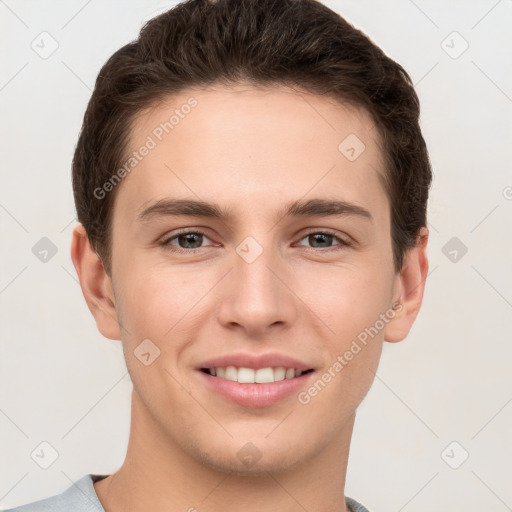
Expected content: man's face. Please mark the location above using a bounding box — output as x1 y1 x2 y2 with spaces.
106 84 402 473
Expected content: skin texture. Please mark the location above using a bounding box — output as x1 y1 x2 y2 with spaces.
71 84 429 512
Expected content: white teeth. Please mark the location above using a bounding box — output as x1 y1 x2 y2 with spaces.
207 366 308 383
237 367 255 383
274 367 286 381
224 366 237 381
255 367 274 383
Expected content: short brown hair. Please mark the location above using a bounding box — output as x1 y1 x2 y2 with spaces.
72 0 432 276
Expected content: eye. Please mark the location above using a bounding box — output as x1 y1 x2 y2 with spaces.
160 229 352 254
295 231 351 251
160 230 213 253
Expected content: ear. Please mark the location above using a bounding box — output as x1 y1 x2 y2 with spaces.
70 223 121 340
383 227 429 343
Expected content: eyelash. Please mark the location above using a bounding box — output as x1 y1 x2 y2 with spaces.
160 229 352 254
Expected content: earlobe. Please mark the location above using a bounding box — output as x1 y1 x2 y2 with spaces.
70 223 122 340
383 227 429 343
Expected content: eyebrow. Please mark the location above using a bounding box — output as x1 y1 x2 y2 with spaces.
137 197 373 224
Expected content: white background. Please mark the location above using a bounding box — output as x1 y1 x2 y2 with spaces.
1 1 511 510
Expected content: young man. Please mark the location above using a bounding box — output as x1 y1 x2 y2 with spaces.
5 0 431 510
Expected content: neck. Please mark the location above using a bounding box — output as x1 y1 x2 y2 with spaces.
95 390 354 512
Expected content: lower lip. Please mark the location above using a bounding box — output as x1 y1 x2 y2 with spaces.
197 370 314 407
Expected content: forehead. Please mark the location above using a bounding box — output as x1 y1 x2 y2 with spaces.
114 84 389 227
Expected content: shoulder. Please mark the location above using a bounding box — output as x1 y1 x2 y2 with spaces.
2 474 108 512
346 495 372 512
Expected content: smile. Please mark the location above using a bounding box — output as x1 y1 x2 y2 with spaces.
198 368 316 408
200 366 314 383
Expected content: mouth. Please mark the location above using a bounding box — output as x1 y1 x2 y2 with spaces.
197 364 316 407
199 366 314 383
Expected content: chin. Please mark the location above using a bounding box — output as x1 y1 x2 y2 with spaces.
195 445 308 476
184 428 320 477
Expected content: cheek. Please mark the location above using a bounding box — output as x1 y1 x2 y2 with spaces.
116 260 216 339
296 262 390 402
113 264 202 404
296 269 387 416
296 260 392 339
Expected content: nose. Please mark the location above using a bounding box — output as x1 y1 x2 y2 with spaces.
215 240 299 338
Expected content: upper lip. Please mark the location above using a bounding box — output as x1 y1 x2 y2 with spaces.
198 352 314 372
